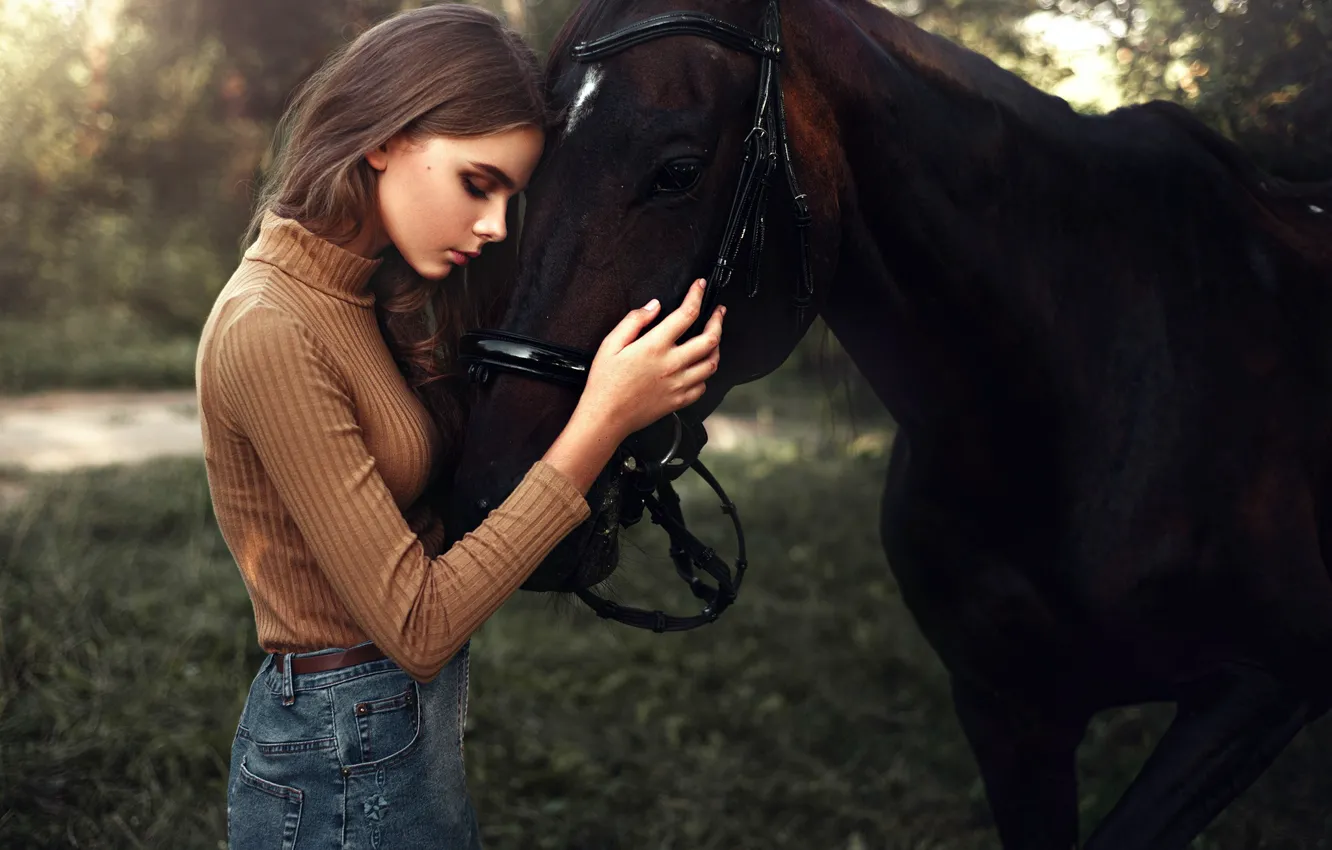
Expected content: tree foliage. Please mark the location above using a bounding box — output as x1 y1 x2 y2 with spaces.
1117 0 1332 180
888 0 1331 178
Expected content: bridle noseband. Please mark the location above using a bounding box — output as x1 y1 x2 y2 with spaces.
466 329 747 633
459 0 812 632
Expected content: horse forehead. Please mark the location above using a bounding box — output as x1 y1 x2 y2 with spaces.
635 42 729 106
560 46 729 144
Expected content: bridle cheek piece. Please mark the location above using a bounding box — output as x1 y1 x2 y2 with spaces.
567 0 814 326
459 0 811 632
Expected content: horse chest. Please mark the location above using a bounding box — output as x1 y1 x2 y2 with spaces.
880 450 1082 683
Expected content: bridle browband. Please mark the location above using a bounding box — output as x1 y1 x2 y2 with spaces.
459 0 812 632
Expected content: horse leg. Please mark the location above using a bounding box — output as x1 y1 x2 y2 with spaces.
884 435 1087 848
951 676 1089 850
1083 664 1314 850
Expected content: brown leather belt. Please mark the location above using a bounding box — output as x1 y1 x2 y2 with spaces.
272 643 387 675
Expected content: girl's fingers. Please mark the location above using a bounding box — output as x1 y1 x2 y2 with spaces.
668 306 725 366
641 279 707 347
675 351 720 388
600 298 662 353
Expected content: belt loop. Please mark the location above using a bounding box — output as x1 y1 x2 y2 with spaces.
281 652 296 706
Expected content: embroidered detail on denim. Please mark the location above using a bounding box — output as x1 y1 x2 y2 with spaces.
363 792 390 822
364 791 390 849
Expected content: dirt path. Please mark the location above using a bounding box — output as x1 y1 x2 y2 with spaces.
0 390 203 474
0 390 889 511
0 391 198 511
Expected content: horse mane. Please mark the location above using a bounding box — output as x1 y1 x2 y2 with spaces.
1120 100 1332 268
841 0 1332 272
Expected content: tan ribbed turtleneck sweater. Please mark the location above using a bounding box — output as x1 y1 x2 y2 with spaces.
196 213 590 682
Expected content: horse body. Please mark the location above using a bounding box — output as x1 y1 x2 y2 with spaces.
822 8 1332 843
826 0 1332 682
449 0 1332 844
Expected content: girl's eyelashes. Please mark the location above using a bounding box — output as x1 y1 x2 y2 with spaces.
462 177 488 200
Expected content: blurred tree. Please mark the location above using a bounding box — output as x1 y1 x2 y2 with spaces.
0 0 414 329
0 1 98 314
1115 0 1332 180
882 0 1331 179
882 0 1089 95
83 0 415 330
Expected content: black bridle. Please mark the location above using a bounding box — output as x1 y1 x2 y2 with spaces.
462 332 746 632
571 0 814 323
458 0 812 631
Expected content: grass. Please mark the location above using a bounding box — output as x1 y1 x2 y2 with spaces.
0 311 199 395
1 445 1329 848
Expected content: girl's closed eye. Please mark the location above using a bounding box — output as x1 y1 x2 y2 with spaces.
462 177 488 200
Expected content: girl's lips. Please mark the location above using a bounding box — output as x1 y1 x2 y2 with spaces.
448 249 469 266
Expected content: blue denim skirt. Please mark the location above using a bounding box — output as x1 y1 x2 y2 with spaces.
227 641 481 849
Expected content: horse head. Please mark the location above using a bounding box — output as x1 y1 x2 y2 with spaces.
447 0 845 595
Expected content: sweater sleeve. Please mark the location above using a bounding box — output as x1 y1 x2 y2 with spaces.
214 303 590 681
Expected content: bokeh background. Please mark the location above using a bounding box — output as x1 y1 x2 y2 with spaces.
2 0 1331 847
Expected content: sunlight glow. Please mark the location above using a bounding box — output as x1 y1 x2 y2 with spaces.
1019 11 1125 112
4 0 85 23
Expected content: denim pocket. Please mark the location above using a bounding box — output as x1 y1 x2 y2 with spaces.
229 756 303 850
352 681 419 765
336 667 422 769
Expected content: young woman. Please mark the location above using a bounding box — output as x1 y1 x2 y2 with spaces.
195 5 724 847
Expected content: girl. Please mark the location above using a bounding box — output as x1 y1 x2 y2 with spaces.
195 5 724 847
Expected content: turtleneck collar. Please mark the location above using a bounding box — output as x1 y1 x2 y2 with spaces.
244 211 383 307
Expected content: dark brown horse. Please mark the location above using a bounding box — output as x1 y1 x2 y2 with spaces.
445 0 1332 845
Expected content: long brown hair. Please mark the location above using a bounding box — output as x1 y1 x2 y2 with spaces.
249 3 545 458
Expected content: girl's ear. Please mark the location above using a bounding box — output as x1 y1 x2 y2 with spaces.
366 141 391 172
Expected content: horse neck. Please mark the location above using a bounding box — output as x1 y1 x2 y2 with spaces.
795 3 1063 437
800 0 1279 442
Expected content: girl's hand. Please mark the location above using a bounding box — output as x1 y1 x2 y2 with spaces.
580 278 724 442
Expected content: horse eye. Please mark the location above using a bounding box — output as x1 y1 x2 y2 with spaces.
651 158 704 195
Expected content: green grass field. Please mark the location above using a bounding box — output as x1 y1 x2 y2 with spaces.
2 444 1329 848
0 313 199 395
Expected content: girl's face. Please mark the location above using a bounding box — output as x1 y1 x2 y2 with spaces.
365 125 544 279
